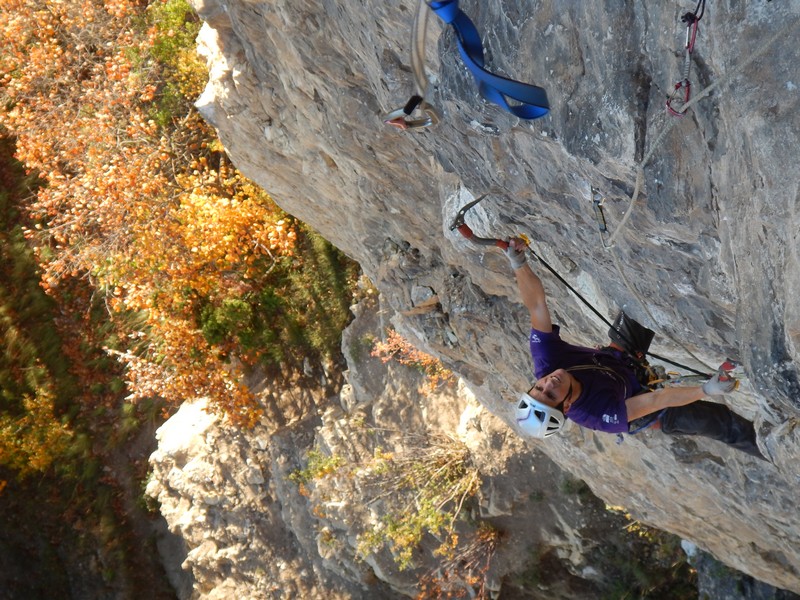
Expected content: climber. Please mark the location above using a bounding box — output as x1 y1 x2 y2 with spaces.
505 238 764 459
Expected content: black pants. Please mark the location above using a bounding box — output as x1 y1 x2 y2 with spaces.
660 401 764 459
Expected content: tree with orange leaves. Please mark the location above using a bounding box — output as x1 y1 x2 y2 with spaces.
0 133 74 477
0 0 327 426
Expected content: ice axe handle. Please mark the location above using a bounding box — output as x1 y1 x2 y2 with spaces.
455 224 509 249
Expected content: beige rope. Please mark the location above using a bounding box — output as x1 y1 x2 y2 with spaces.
605 16 800 248
598 16 800 371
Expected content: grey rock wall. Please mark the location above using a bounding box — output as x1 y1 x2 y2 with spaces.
149 298 798 599
147 297 697 599
188 0 800 592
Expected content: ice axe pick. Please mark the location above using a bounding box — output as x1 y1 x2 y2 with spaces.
450 194 529 250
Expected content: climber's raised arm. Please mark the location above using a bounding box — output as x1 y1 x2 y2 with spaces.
505 238 552 333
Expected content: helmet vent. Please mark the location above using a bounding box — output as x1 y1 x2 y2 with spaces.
515 392 565 439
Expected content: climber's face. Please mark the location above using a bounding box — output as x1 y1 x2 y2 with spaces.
527 368 573 409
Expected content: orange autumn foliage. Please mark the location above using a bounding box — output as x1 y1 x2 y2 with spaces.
371 330 455 394
0 0 295 424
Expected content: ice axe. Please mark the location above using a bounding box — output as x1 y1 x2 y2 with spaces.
450 194 528 250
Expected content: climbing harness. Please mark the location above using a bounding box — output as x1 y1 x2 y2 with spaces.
567 364 629 399
384 0 440 130
450 195 710 377
666 0 706 117
428 0 550 119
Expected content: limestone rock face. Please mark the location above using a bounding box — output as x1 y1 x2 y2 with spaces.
150 297 704 599
188 0 800 592
147 399 384 599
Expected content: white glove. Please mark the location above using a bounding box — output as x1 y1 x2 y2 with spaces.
702 371 737 396
503 238 527 270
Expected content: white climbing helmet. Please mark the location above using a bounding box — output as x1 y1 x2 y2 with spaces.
516 392 565 439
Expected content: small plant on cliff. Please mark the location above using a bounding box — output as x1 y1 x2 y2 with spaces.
356 432 480 571
289 449 346 487
560 474 593 500
416 523 501 600
371 330 455 394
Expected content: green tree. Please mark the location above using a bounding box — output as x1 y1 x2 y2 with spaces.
0 132 73 477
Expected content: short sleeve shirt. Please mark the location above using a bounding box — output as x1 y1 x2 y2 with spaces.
529 326 644 434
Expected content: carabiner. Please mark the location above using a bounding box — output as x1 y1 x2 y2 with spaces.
682 12 700 53
384 0 441 131
384 95 440 130
666 79 691 117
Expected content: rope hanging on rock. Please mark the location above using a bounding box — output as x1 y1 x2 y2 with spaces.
604 16 800 249
589 15 800 373
428 0 550 119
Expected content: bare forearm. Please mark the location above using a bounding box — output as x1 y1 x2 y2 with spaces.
514 263 552 331
626 386 706 422
515 264 545 308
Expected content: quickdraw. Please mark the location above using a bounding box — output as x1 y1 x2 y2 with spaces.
384 0 440 130
590 186 616 248
591 188 608 234
666 0 707 117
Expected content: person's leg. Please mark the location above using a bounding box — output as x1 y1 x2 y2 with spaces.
660 401 765 459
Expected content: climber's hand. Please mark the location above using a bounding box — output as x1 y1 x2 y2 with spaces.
702 370 737 397
504 237 528 270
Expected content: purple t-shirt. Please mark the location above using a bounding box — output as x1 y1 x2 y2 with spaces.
529 326 644 434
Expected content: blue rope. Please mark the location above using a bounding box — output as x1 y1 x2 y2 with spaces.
428 0 550 119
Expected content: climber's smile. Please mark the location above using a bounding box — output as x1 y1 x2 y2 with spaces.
527 369 576 411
